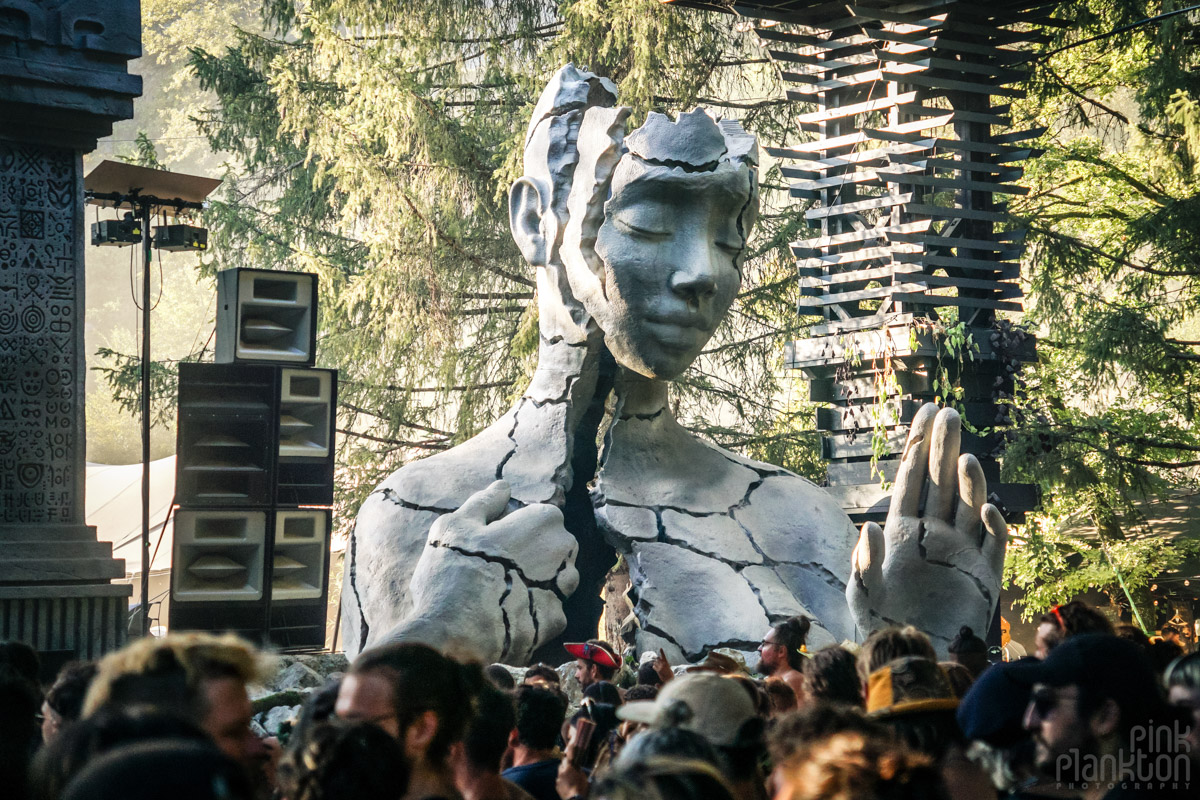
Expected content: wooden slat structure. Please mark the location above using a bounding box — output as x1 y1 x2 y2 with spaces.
667 0 1051 523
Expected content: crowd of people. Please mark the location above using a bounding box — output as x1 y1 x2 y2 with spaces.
1 603 1197 800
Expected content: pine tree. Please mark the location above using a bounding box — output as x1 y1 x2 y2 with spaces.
185 0 825 525
1003 1 1200 620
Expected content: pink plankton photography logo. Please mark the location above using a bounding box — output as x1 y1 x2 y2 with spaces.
1055 722 1192 792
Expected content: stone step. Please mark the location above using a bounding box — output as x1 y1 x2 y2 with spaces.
0 558 127 583
0 541 114 559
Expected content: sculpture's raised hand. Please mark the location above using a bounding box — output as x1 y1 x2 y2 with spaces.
846 404 1007 651
383 480 580 664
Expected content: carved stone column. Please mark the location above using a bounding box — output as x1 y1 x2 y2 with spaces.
0 0 141 660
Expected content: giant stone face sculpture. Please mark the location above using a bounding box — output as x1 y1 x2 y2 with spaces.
341 65 1008 663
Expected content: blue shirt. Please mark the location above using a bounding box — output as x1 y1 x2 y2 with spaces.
501 759 561 800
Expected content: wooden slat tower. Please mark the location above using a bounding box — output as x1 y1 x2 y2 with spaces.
671 0 1052 522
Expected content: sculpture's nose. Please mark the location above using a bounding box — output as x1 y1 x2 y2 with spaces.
669 253 718 307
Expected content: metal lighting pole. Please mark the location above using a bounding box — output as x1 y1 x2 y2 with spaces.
140 199 152 637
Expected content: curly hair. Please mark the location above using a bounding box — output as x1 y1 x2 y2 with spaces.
803 646 862 708
83 633 270 718
857 627 936 682
278 719 408 800
775 733 948 800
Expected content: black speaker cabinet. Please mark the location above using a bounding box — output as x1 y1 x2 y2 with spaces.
216 269 318 366
177 363 276 506
176 364 337 507
169 508 332 649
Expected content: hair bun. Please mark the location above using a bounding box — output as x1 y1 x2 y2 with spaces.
959 626 974 638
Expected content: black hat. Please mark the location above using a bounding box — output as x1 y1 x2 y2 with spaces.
1009 634 1163 725
957 657 1036 747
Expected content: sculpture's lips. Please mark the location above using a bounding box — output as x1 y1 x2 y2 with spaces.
645 312 708 330
645 317 707 351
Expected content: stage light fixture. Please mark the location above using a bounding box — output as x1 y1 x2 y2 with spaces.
90 211 142 246
154 223 208 252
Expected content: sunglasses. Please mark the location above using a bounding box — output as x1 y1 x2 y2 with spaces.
1030 685 1076 717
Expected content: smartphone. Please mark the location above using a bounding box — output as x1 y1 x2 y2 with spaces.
569 717 596 767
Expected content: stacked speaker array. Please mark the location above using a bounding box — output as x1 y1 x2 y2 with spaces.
170 269 336 648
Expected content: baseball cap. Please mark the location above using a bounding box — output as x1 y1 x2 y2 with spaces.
617 673 758 747
1009 633 1163 722
866 656 959 718
564 640 620 670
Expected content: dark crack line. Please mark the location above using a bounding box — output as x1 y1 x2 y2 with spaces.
651 509 763 567
432 541 567 602
540 333 589 348
926 558 993 610
496 401 524 480
633 152 724 174
347 525 370 648
619 406 665 422
525 586 541 662
498 570 514 661
376 487 457 515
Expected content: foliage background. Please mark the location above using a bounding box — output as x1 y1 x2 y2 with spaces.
88 0 1200 624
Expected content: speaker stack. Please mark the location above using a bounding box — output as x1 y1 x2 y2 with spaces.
169 269 336 648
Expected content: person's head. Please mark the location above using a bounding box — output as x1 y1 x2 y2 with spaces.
83 633 269 768
29 706 210 800
939 661 975 699
857 626 937 682
1164 652 1200 756
773 732 948 800
455 684 515 779
637 661 662 687
1161 623 1184 644
42 661 98 743
565 639 619 689
866 657 961 760
511 684 567 753
764 680 797 717
521 663 560 690
947 626 989 678
0 649 43 798
802 645 862 708
584 679 623 707
1148 638 1185 677
592 758 738 800
1034 601 1113 659
278 719 408 800
59 739 253 800
512 65 759 381
615 727 723 772
337 643 470 769
1018 633 1167 775
483 664 515 691
618 673 764 784
758 616 810 675
767 703 887 769
287 677 342 757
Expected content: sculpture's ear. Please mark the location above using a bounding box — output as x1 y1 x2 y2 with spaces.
509 177 546 268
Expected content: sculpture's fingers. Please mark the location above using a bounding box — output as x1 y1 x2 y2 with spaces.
981 503 1009 578
889 403 938 519
456 480 513 524
954 453 986 543
852 520 885 589
500 502 565 539
925 407 962 523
